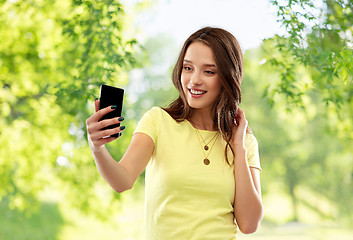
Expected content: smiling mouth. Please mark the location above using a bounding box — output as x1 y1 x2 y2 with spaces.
189 88 207 95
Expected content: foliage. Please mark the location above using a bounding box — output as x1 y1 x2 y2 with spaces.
257 0 353 225
243 44 353 225
125 33 179 121
0 199 63 239
269 0 353 105
1 0 352 234
267 0 353 144
0 0 139 218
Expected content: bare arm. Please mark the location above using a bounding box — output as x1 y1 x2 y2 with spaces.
233 148 263 233
86 99 154 193
232 108 264 234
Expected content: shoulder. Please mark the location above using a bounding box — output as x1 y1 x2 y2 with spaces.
245 133 258 146
147 106 178 122
134 107 165 142
145 106 167 116
139 107 172 125
244 133 261 171
150 106 162 113
141 107 163 120
244 133 259 153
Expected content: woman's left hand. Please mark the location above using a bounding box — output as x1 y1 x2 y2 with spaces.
231 107 248 148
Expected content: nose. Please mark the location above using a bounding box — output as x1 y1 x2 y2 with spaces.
190 70 202 86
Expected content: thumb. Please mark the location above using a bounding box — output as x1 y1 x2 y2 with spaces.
94 98 99 112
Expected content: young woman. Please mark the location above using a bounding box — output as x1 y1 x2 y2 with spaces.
86 27 263 239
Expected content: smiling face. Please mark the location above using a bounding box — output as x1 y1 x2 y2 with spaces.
181 42 221 113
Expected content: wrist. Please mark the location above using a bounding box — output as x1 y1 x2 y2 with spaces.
232 136 246 151
234 145 246 155
90 144 106 153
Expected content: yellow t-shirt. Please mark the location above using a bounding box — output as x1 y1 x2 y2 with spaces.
134 107 261 240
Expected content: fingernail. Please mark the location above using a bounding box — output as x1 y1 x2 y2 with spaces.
111 105 117 109
118 117 124 121
120 126 125 130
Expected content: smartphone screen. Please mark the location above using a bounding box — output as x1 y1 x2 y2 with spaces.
98 84 124 138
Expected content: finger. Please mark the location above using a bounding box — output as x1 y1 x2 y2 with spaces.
93 135 120 147
95 98 99 112
233 116 238 126
87 115 123 138
97 116 124 130
237 108 245 118
234 108 242 125
95 125 125 139
92 105 117 122
234 108 246 126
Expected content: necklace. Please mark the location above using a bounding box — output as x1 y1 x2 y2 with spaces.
194 129 219 165
195 129 218 151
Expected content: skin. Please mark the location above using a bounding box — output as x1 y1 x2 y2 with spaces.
181 42 221 130
86 102 154 192
181 42 263 233
86 42 263 234
231 108 264 233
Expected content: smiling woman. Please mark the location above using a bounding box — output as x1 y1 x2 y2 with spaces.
181 42 221 112
87 26 263 240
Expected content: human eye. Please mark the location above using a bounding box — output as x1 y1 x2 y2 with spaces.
205 70 215 75
183 65 193 71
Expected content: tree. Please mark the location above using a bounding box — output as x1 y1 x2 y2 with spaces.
0 0 140 218
242 43 351 224
125 33 180 121
255 0 353 225
268 0 353 103
267 0 353 139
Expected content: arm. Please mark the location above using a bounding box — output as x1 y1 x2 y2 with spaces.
86 99 154 193
233 149 263 233
232 108 264 234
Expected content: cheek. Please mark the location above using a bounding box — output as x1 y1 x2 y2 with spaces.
179 77 187 98
212 77 222 93
180 74 188 89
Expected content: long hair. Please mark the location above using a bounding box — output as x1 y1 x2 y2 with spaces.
163 27 251 164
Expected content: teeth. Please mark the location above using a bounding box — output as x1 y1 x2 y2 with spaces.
190 89 206 95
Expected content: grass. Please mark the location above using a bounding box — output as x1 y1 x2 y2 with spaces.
1 185 352 240
239 221 353 240
57 188 145 240
0 199 64 240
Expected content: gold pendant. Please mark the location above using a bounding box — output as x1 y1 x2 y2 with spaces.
204 158 210 165
204 145 209 151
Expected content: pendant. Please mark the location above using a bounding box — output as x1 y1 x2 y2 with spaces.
204 145 209 151
204 158 210 165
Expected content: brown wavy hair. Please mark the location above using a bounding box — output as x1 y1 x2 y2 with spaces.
163 27 251 164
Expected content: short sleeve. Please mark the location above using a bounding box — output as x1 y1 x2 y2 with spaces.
245 133 262 172
133 107 160 144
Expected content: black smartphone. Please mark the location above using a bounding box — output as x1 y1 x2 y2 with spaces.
98 84 124 138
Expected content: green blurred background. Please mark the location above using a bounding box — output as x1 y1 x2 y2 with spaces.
0 0 352 239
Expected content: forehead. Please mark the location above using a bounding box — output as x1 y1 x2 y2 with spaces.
184 42 216 65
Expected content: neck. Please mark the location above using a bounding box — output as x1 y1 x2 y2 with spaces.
188 108 216 131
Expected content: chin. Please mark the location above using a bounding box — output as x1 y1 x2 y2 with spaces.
187 101 211 111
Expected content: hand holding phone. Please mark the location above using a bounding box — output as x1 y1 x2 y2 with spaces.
86 84 125 149
98 84 124 138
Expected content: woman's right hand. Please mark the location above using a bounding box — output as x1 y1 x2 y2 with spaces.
86 99 125 151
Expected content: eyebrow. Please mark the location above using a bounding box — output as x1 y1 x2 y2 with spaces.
183 59 216 68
